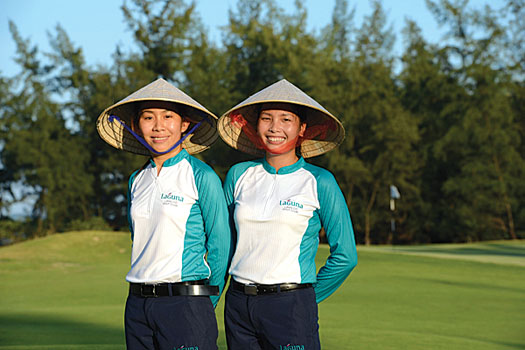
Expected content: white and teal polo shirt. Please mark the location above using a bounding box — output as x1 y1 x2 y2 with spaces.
126 149 230 305
224 157 357 303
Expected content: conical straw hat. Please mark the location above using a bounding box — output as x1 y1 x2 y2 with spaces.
97 78 218 155
217 79 345 158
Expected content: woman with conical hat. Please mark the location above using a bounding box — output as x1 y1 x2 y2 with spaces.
97 78 230 350
218 79 358 350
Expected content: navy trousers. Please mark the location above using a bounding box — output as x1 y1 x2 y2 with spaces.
125 294 218 350
224 285 320 350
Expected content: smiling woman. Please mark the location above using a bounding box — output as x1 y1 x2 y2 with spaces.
256 105 306 163
95 78 231 350
217 79 357 350
133 101 191 172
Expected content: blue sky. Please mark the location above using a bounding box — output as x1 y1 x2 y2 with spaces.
1 0 503 78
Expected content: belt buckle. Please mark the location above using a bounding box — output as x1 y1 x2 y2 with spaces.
244 284 258 296
141 284 157 297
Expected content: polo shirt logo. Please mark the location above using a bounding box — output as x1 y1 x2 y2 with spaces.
161 192 185 206
279 199 304 213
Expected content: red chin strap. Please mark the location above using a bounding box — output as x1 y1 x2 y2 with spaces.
230 113 297 154
230 113 336 155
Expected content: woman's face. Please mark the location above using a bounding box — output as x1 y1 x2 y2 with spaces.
136 104 190 156
256 109 306 154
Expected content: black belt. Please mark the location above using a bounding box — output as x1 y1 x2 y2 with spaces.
129 280 219 297
231 280 312 296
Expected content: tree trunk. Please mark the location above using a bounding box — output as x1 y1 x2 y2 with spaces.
364 181 379 246
493 155 516 239
346 183 354 208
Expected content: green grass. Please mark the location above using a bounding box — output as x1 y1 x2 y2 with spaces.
0 231 524 350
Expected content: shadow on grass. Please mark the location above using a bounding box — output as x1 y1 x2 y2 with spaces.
443 334 525 350
487 341 525 350
0 313 125 347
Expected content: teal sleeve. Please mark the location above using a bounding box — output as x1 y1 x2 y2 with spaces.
196 165 231 307
223 166 237 244
127 169 140 241
313 170 357 303
223 168 235 211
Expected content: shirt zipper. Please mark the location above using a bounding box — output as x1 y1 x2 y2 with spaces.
260 173 277 218
148 169 159 215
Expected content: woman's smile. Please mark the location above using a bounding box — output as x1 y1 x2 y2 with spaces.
150 135 170 143
266 136 286 144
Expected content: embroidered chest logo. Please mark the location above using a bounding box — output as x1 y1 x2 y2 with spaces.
175 346 198 350
279 199 304 213
161 192 185 207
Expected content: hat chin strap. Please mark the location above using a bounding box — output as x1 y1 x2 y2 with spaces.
109 115 206 155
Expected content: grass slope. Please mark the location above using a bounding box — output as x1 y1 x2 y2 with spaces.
362 241 525 266
0 231 523 350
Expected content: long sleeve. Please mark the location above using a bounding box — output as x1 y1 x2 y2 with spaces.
127 169 141 241
314 171 357 303
196 167 231 307
223 166 238 250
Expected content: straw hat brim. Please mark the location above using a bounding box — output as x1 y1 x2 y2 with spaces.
217 80 345 158
96 79 218 156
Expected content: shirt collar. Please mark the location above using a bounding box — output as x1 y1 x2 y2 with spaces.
148 149 189 168
262 156 305 175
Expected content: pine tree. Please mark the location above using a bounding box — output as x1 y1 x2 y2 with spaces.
426 0 524 240
314 0 421 245
0 23 94 234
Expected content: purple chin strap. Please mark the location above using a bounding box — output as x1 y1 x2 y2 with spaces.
109 115 208 155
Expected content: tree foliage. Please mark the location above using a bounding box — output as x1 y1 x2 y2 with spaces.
0 0 523 243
